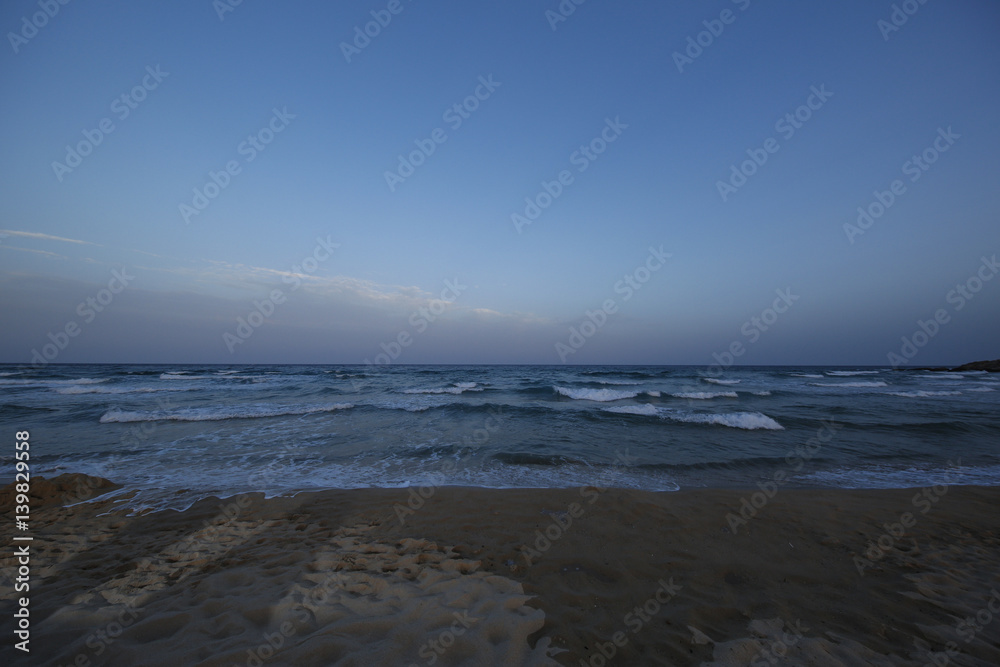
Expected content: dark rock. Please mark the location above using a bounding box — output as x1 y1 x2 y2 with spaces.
951 359 1000 373
0 473 120 510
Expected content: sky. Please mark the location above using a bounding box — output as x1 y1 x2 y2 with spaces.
1 0 998 366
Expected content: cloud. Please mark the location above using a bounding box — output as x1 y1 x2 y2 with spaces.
0 245 68 259
0 229 102 247
0 272 563 364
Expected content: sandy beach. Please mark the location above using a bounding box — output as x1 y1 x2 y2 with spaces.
3 475 1000 666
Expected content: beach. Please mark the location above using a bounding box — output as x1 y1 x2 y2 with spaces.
3 475 999 666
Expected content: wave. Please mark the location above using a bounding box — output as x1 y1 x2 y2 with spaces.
0 403 57 415
790 373 823 378
966 387 996 392
555 386 639 402
374 398 456 412
589 379 641 386
581 369 658 379
703 378 740 385
809 381 888 388
670 391 738 400
99 402 353 423
603 404 659 417
646 390 661 397
402 382 484 395
491 452 582 466
666 411 784 430
57 386 196 395
751 391 772 396
886 390 962 398
602 405 783 430
800 464 1000 490
827 370 881 376
917 373 965 380
159 373 214 380
0 377 109 386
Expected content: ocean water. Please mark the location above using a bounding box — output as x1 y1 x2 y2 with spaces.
2 364 999 512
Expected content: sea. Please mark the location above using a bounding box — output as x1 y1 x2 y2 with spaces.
2 364 999 513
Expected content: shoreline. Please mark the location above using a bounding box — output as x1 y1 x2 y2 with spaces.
3 476 1000 665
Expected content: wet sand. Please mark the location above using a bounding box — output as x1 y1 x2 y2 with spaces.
2 475 999 666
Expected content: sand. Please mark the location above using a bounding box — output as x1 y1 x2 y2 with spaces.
2 475 1000 666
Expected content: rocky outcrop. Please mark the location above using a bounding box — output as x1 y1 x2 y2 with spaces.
0 473 119 510
952 359 1000 372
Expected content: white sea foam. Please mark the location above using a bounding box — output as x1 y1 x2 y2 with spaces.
966 387 996 393
379 401 436 412
666 411 784 430
57 386 195 395
751 391 772 396
603 404 660 417
670 391 738 400
402 383 483 395
0 377 108 386
99 402 353 423
592 379 641 386
554 386 639 402
790 373 824 378
886 390 962 398
809 381 888 388
159 373 213 380
703 378 740 385
604 405 783 430
917 374 965 380
645 391 661 397
827 370 881 376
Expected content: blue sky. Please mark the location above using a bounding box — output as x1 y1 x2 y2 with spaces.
1 0 998 365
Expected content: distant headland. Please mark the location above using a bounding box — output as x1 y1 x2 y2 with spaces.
902 359 1000 373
